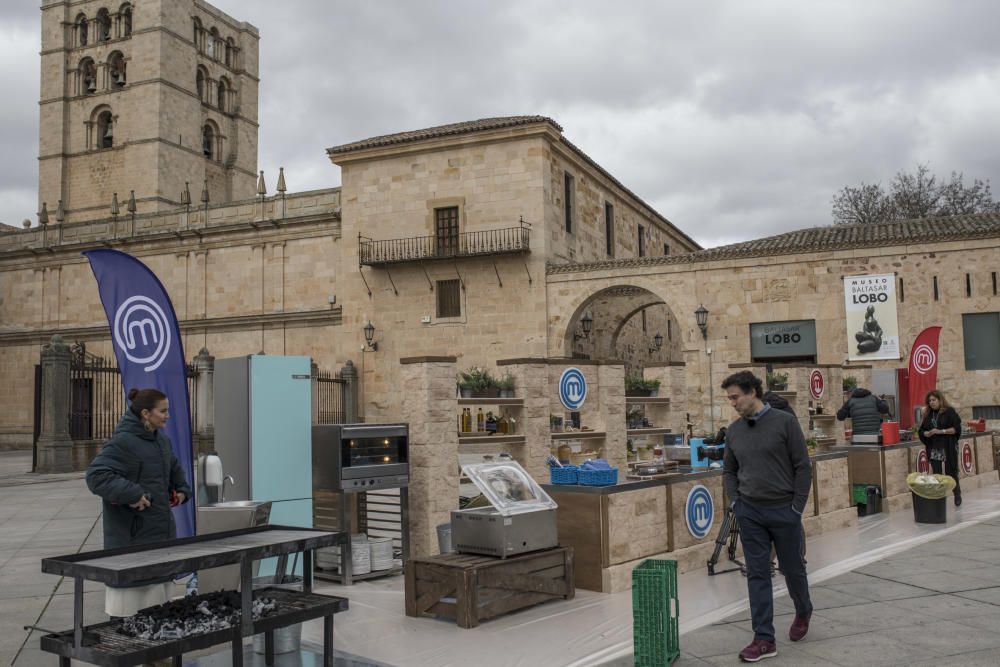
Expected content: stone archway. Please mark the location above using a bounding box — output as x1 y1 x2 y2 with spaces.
561 285 682 376
546 268 720 433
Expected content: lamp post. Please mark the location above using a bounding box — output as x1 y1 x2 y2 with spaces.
695 304 712 431
363 320 378 351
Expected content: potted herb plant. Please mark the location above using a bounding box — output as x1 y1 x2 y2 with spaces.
843 375 858 392
497 373 516 398
625 376 661 397
766 370 789 391
458 366 499 398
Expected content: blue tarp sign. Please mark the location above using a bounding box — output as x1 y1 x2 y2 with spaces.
84 249 195 537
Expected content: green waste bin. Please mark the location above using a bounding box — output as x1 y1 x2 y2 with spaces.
632 559 679 666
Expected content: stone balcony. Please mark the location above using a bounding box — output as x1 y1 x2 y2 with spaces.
358 221 530 267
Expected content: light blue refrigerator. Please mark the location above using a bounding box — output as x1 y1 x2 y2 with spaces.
214 355 313 575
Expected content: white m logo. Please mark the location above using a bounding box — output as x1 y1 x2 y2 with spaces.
113 295 171 372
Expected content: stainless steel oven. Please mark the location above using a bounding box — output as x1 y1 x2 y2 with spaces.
312 423 409 491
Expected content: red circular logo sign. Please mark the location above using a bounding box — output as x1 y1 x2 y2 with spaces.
916 449 930 473
809 370 825 399
962 443 974 475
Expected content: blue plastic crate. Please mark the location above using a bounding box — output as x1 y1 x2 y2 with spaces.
549 465 579 485
577 467 618 486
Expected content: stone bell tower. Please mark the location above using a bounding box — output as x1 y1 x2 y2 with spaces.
38 0 259 224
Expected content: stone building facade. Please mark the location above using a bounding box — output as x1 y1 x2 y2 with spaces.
3 0 999 472
38 0 259 224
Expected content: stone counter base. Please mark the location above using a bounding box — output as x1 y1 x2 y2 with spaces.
594 507 859 594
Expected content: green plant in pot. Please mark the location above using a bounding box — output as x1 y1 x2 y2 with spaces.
458 366 498 398
766 370 788 391
625 376 661 397
497 373 515 398
843 375 858 392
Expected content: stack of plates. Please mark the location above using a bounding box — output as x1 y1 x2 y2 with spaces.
369 537 394 571
351 539 371 575
315 533 368 573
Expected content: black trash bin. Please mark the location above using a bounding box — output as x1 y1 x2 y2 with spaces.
912 492 947 524
863 485 882 516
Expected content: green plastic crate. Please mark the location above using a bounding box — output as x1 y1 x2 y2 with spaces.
852 483 881 505
632 559 679 666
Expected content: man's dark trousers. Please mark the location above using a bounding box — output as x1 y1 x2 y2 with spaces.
735 499 812 642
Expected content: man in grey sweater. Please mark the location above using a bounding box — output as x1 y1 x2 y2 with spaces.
722 371 813 663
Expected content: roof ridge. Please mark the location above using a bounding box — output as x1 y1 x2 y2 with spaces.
326 116 560 155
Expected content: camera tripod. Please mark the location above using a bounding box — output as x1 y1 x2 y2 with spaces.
707 505 745 576
707 505 803 577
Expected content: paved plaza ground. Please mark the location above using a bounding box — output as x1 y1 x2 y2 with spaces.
3 449 1000 666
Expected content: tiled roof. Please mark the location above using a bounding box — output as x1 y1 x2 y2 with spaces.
326 116 561 155
546 213 1000 274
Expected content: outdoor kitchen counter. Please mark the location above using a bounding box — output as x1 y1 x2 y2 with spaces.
543 451 852 594
38 525 348 667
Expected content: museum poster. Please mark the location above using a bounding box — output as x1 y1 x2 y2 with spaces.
843 273 900 361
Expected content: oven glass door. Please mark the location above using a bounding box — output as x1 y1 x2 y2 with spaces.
342 434 408 469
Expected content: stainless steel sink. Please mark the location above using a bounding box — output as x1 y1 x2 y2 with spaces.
197 500 273 593
204 500 268 508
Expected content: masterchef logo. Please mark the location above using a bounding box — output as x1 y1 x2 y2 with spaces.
916 449 929 473
809 369 824 399
113 295 172 372
911 344 937 375
962 442 974 475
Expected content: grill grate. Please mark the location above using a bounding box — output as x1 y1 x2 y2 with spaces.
42 588 346 664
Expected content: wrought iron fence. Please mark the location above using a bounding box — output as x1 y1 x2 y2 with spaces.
359 223 530 266
315 369 346 424
33 342 200 445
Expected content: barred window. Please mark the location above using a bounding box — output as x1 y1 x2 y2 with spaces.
436 279 461 318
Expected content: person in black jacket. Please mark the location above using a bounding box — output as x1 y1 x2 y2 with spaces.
836 388 890 436
918 389 963 506
86 387 192 616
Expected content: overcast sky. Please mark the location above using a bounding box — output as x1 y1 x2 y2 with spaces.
2 1 999 247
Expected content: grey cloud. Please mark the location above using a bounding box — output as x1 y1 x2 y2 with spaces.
3 0 1000 245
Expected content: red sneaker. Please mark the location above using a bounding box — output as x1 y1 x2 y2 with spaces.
739 639 777 662
789 612 811 641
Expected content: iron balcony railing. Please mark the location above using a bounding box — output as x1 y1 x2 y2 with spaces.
359 222 530 266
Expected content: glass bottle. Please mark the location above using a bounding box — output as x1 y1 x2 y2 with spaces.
497 411 509 435
477 407 485 432
485 411 497 434
461 408 472 433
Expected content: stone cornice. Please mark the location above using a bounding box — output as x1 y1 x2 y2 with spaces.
497 357 626 366
328 122 560 166
0 210 341 265
0 308 342 347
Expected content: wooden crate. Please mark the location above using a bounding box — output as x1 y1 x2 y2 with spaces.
404 547 574 628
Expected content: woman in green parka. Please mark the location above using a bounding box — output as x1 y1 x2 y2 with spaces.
86 387 192 615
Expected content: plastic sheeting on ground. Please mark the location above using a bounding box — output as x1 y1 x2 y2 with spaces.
301 484 1000 667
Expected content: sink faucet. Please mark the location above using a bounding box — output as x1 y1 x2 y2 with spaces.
221 475 235 502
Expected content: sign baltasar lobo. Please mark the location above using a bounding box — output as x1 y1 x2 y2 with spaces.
844 273 900 361
749 320 817 361
84 249 195 538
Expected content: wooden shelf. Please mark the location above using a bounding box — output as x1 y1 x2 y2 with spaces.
626 427 674 436
774 390 796 397
812 414 837 421
457 397 524 406
551 431 606 441
625 397 671 406
457 434 526 445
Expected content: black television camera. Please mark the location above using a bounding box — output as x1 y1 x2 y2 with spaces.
697 426 727 462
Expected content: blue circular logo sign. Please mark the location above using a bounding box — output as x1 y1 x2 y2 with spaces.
558 367 587 410
685 485 714 539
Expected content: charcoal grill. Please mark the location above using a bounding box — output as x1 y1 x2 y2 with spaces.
39 525 348 667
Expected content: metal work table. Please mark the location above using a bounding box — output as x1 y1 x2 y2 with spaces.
39 525 347 667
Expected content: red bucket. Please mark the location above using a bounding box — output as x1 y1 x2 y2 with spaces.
881 421 900 445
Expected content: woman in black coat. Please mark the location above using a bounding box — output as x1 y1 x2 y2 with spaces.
917 389 963 506
86 387 192 615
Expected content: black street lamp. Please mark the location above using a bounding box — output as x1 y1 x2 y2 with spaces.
695 305 709 340
363 320 378 351
653 332 664 350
